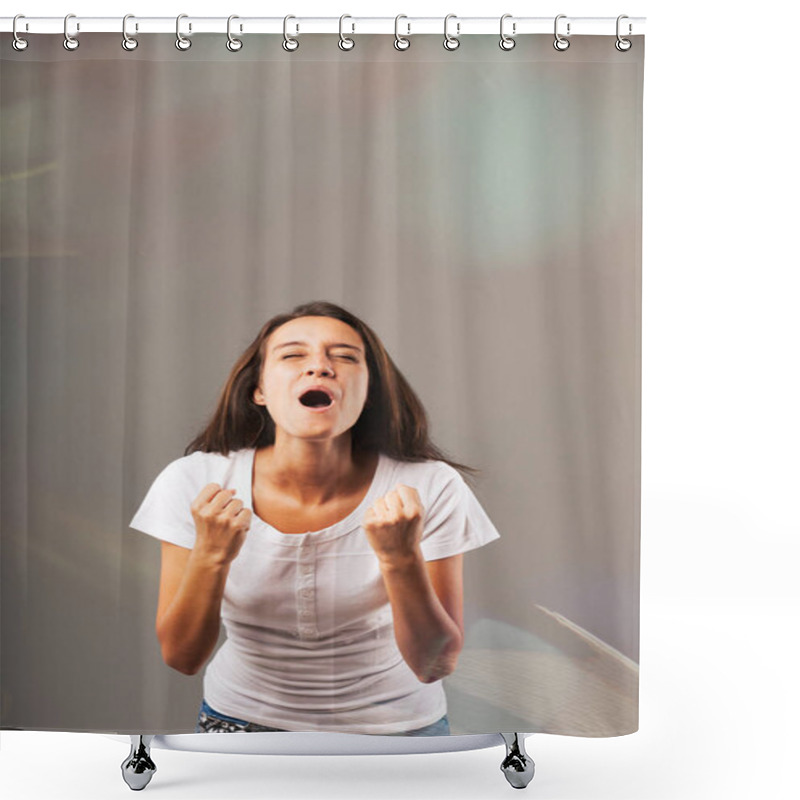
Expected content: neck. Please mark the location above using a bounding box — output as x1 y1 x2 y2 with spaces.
256 435 363 506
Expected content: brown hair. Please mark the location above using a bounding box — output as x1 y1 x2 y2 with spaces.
184 300 478 480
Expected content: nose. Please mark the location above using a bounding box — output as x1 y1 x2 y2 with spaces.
305 355 334 376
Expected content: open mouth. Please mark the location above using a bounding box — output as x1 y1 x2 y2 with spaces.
298 390 333 408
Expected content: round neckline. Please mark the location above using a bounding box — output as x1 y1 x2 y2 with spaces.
236 448 386 546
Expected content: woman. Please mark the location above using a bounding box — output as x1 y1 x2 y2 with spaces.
130 300 500 736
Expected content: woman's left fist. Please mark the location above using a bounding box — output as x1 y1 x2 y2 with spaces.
362 484 425 565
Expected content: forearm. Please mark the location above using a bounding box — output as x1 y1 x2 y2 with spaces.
379 550 463 683
157 552 229 675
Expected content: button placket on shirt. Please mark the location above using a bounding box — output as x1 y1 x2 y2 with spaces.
296 538 318 639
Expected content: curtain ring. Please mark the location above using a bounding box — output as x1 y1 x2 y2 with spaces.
499 14 516 51
338 14 355 51
12 15 29 51
283 15 299 51
443 14 460 51
394 15 410 50
175 14 191 51
553 14 570 51
227 15 243 52
615 15 632 51
122 15 138 51
63 13 79 51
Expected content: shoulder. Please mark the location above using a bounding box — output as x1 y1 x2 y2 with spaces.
380 454 464 499
131 450 245 548
152 448 242 491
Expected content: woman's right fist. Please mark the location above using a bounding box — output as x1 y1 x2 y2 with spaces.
190 483 252 566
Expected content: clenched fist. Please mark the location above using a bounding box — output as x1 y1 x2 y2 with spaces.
190 483 252 567
362 484 425 566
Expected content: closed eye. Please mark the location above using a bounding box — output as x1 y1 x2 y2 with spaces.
282 354 358 361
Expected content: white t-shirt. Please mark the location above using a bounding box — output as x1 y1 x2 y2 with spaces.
129 447 501 734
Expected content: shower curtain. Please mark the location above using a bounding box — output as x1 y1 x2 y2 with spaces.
0 29 643 737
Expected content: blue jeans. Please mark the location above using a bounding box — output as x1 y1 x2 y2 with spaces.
195 699 450 736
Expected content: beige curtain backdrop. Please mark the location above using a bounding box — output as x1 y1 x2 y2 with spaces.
1 32 643 735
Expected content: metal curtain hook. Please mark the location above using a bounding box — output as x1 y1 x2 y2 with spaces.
499 14 516 51
12 14 29 51
63 13 79 51
339 14 355 51
394 14 411 50
553 14 570 51
443 14 460 51
283 15 299 51
615 14 632 51
227 15 243 51
122 14 138 51
175 14 191 50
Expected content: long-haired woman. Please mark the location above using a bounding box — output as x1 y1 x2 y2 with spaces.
130 300 500 736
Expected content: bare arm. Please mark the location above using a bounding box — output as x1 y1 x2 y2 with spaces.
364 484 465 684
155 543 231 675
155 483 251 675
379 552 465 684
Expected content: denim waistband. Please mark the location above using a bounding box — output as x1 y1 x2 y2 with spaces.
195 698 450 736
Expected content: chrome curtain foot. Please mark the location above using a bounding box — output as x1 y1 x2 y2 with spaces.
121 735 157 791
500 732 535 789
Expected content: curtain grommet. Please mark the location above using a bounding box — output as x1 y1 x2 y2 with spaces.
499 14 516 51
63 13 79 51
175 14 191 51
553 14 570 51
12 14 29 51
226 15 243 52
121 14 138 51
394 15 411 51
443 14 460 51
283 15 299 51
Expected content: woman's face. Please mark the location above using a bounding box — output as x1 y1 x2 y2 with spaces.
253 316 370 442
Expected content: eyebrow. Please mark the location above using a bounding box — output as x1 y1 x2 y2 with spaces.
273 341 363 353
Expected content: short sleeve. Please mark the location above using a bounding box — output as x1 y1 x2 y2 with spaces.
419 469 501 562
129 458 198 550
